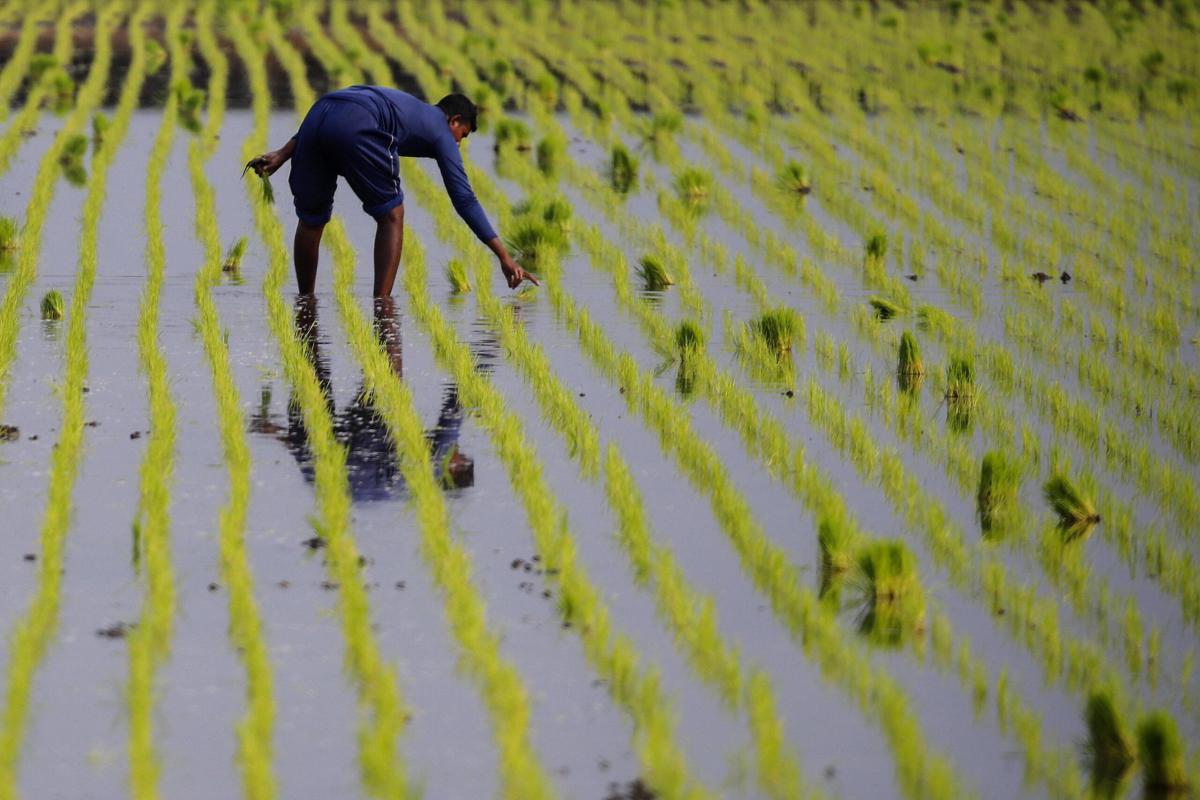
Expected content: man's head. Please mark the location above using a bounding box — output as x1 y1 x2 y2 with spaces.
436 93 478 143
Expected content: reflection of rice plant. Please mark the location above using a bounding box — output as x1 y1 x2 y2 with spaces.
1137 712 1189 795
673 167 712 211
1043 473 1101 541
445 258 471 293
493 118 531 152
777 161 811 195
1084 692 1134 797
869 296 901 320
636 255 674 290
535 133 564 176
0 216 19 251
977 451 1020 536
897 331 924 393
222 237 247 273
610 143 638 193
40 290 65 321
749 308 800 355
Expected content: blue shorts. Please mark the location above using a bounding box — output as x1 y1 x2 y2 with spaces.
288 95 404 225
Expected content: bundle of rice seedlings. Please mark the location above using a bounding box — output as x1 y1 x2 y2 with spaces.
259 173 274 205
492 118 531 153
59 134 88 164
144 38 166 75
92 112 110 148
1136 712 1189 794
852 539 925 647
777 161 811 195
50 69 75 113
0 216 19 251
1084 692 1135 792
610 143 639 194
977 451 1020 535
869 296 902 320
749 308 800 355
636 255 674 290
222 237 248 273
865 232 888 261
897 331 924 376
445 258 471 294
174 79 205 133
818 514 856 575
535 133 565 176
1043 473 1101 541
674 319 704 355
944 354 976 399
538 196 572 236
29 54 57 82
504 217 561 267
40 290 64 321
674 167 712 210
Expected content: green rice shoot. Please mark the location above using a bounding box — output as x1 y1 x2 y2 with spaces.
40 290 64 321
637 255 674 290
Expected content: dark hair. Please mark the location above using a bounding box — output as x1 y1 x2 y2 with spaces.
436 93 478 131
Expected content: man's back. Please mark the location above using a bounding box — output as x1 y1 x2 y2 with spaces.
322 85 449 158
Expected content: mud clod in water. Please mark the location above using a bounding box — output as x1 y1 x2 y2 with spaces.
96 621 135 639
22 553 36 562
605 778 657 800
301 537 325 550
129 431 141 439
0 424 19 441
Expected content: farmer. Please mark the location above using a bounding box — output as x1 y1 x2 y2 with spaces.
248 87 538 297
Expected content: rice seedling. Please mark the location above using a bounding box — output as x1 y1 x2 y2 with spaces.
610 142 639 193
504 216 564 268
173 78 205 133
221 236 247 273
777 161 811 195
39 290 63 321
944 354 976 400
144 37 165 75
1136 712 1189 795
976 451 1020 536
749 308 801 356
1043 473 1102 542
445 257 471 293
0 217 18 251
636 254 674 290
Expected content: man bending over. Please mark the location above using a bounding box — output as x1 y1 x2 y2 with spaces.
249 88 538 296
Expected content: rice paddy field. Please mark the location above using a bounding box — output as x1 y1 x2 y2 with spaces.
0 1 1198 798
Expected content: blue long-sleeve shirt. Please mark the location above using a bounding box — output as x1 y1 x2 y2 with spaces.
323 85 497 243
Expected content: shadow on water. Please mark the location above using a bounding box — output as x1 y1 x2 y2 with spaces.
248 295 477 502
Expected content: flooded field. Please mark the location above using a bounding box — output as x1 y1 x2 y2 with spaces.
0 2 1198 799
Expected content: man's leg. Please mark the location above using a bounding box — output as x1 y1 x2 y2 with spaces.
294 220 326 295
372 203 404 297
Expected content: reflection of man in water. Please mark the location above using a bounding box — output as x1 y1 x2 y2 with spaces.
249 296 474 502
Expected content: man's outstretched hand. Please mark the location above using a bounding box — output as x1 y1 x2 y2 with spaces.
501 256 540 289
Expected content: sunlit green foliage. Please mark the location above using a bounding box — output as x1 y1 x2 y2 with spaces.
977 451 1020 536
636 254 674 289
39 290 63 321
611 142 639 193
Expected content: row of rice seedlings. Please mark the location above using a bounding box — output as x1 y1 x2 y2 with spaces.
231 14 413 797
0 5 131 794
667 23 1200 568
310 17 562 799
187 4 276 796
0 3 51 123
398 222 713 800
477 32 1142 796
400 144 813 800
126 7 189 795
433 61 975 800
